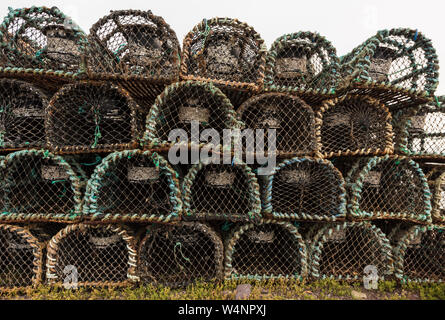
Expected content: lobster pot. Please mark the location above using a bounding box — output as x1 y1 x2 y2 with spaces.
181 18 266 105
46 224 138 287
319 95 394 158
143 81 237 148
265 32 340 98
264 158 347 221
87 10 180 101
310 222 393 281
83 150 182 223
397 96 445 158
346 156 432 224
0 224 43 291
138 222 223 287
0 79 48 150
2 150 83 222
237 93 319 157
0 6 87 88
424 166 445 224
46 82 144 153
224 221 308 280
393 225 444 283
183 163 261 222
339 28 438 111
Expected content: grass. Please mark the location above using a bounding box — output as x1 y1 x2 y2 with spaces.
1 279 444 300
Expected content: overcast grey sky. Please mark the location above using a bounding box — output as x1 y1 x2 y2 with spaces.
2 0 444 93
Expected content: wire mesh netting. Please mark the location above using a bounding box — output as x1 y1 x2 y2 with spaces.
338 28 438 111
395 96 445 158
224 220 308 280
180 17 266 107
0 224 43 291
423 166 445 224
346 156 432 223
0 6 87 87
46 81 145 153
264 31 340 104
86 9 180 101
137 222 223 287
182 162 261 222
143 80 238 149
317 94 394 158
0 78 48 151
263 158 347 221
310 222 393 281
393 225 444 283
46 223 138 287
236 92 320 157
83 150 182 223
1 150 84 222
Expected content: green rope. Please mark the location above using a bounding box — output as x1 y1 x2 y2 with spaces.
174 241 191 271
113 43 128 62
91 108 102 148
80 155 101 166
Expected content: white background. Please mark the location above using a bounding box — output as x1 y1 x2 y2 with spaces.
1 0 444 93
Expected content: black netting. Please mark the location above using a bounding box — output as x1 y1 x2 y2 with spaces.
0 79 48 150
225 222 307 279
138 222 223 287
46 82 145 153
320 95 393 157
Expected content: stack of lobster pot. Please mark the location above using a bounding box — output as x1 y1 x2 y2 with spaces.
0 5 442 292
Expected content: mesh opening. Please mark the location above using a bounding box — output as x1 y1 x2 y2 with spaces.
47 224 136 286
395 226 444 283
2 150 83 221
144 81 237 148
0 6 86 76
87 9 180 81
181 18 266 88
266 32 339 92
226 222 306 279
320 95 393 157
84 150 181 222
138 222 223 287
0 224 42 290
0 79 48 150
183 163 260 222
46 82 144 153
311 222 392 280
237 93 318 156
347 157 431 223
266 158 346 221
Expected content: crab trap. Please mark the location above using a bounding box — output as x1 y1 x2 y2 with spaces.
1 150 84 222
346 155 432 224
264 31 340 104
0 6 87 89
46 223 138 287
0 224 43 291
86 9 180 102
423 166 445 224
46 81 144 153
143 80 238 149
236 93 320 157
224 220 308 280
317 94 394 158
83 150 182 223
393 225 444 283
310 222 393 281
339 28 438 111
182 162 261 222
395 96 445 159
137 222 223 287
263 157 347 221
181 17 266 107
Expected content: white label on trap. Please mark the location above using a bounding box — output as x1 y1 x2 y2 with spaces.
128 166 159 182
247 230 275 243
89 234 121 248
363 171 381 186
205 170 235 187
12 107 44 118
281 170 310 185
276 57 307 77
324 113 350 126
41 165 69 180
178 107 210 123
410 116 426 130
